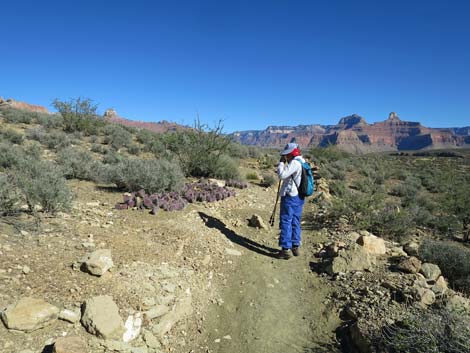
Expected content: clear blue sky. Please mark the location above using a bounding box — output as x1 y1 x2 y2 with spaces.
1 0 469 132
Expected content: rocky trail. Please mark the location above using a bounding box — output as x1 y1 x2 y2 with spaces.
195 223 341 353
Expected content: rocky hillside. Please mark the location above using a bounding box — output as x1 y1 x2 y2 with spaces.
232 112 470 152
0 97 49 114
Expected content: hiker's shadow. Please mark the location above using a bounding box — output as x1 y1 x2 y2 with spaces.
198 212 278 258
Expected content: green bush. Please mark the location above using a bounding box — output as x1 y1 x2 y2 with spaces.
127 144 141 155
0 174 21 214
56 147 100 180
1 129 24 144
98 157 184 193
27 126 47 142
91 143 105 154
261 172 277 187
2 108 34 124
0 142 24 169
101 149 124 164
103 124 132 149
41 130 71 150
36 113 64 129
52 97 105 135
381 307 470 353
419 240 470 294
246 171 259 180
10 157 72 213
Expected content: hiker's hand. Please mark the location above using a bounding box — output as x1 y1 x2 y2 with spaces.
279 156 286 163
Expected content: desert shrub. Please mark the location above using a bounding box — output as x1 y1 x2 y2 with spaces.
246 171 259 180
206 154 240 180
0 174 21 215
2 108 34 124
419 240 470 293
27 126 47 141
36 113 64 129
103 124 132 149
10 157 72 213
40 130 71 150
261 172 277 187
101 149 124 164
0 142 24 169
56 147 100 180
257 153 278 170
98 158 184 193
380 307 470 353
90 143 105 154
309 146 351 165
1 129 24 144
52 97 105 135
136 129 156 145
127 144 141 155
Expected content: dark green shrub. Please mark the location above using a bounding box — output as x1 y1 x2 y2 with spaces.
261 172 277 187
103 124 132 149
2 108 34 124
91 143 105 154
127 144 141 155
98 158 184 193
56 147 100 180
36 113 64 129
27 126 47 142
419 240 470 294
246 171 259 180
1 129 24 144
136 129 156 145
102 149 124 164
381 307 470 353
309 146 351 165
52 97 105 135
0 174 21 214
10 157 72 213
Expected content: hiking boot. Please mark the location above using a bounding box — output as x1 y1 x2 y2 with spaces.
292 246 300 257
276 249 292 260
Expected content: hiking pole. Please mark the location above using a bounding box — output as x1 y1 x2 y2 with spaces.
269 180 282 226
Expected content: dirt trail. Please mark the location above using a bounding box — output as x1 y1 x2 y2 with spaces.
196 207 341 353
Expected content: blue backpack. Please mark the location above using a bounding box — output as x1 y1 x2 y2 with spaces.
293 157 315 198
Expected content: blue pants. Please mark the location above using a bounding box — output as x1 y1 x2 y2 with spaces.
279 195 304 249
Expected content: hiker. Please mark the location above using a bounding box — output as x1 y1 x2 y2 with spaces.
276 142 306 259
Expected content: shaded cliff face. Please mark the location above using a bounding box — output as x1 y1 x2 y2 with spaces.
232 112 470 152
0 97 49 113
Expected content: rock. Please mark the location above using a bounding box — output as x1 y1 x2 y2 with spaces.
53 336 88 353
123 313 142 343
248 214 268 229
446 294 470 312
403 241 419 257
59 308 81 323
346 231 361 242
0 297 59 332
152 295 193 338
143 330 162 350
82 249 113 276
325 242 340 258
143 305 169 321
81 296 125 340
22 265 31 274
415 287 435 307
396 256 421 274
431 276 448 296
225 248 242 256
357 234 386 255
325 244 375 275
389 246 407 257
420 263 441 282
349 321 372 353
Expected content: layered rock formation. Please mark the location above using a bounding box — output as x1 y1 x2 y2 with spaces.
103 108 187 133
232 112 470 152
0 97 49 113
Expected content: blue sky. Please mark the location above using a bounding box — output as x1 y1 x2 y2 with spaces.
1 0 469 132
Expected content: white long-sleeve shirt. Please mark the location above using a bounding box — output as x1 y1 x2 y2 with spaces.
277 156 305 197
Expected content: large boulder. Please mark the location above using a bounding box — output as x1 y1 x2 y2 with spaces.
81 296 125 340
82 249 113 276
1 297 59 332
325 244 375 275
356 234 386 255
53 336 88 353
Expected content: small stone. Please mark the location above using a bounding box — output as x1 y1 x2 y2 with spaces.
214 338 221 343
403 241 419 257
143 330 161 349
81 249 113 276
22 265 31 274
224 248 242 256
59 308 81 324
81 296 125 340
123 313 142 343
248 214 268 229
396 256 421 274
1 297 59 332
223 335 232 340
53 336 88 353
431 276 448 296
